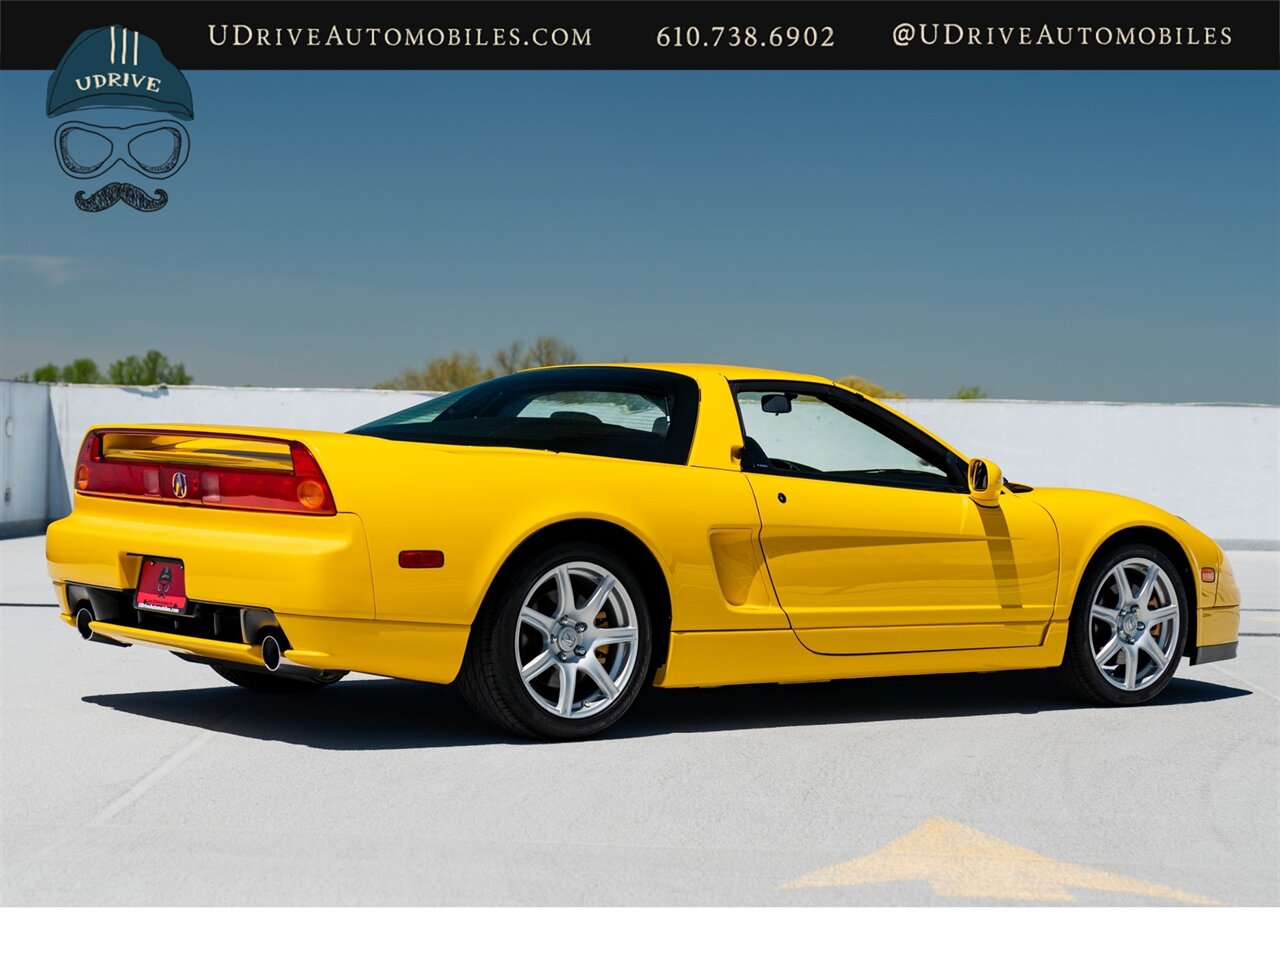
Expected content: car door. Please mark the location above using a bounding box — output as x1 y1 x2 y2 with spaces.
734 382 1059 655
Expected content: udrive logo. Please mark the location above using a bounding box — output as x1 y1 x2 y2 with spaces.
46 25 194 212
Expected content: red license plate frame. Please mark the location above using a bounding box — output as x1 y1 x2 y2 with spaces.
134 557 189 615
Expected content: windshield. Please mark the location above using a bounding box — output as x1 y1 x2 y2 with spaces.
351 367 700 465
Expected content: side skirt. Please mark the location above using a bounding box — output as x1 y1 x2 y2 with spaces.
657 622 1070 688
1189 641 1238 666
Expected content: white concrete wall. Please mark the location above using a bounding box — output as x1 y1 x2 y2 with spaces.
1 381 1275 546
892 400 1278 548
0 380 55 536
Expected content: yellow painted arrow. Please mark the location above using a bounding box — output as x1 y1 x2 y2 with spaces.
783 817 1222 904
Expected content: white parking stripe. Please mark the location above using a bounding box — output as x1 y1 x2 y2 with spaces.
90 727 217 826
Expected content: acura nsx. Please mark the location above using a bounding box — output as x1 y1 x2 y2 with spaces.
46 364 1240 738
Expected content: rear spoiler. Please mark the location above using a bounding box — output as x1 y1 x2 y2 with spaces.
74 428 337 515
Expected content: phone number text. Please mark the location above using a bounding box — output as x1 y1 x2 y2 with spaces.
655 26 835 49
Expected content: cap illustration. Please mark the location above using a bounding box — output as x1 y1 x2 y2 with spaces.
47 25 194 119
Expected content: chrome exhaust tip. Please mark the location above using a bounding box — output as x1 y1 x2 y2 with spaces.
73 603 129 647
258 631 323 679
261 633 287 671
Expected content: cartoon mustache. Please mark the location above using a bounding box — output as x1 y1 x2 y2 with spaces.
74 182 169 212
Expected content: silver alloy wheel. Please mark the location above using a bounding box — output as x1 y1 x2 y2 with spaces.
1088 557 1180 692
514 560 640 720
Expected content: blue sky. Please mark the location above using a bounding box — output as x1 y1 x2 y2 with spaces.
1 70 1276 400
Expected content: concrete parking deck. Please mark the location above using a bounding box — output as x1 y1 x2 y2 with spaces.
2 535 1276 906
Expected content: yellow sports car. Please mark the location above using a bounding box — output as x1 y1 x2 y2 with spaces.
46 364 1240 738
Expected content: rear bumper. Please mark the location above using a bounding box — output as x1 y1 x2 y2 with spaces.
69 613 266 666
47 497 472 684
46 497 375 619
73 609 470 684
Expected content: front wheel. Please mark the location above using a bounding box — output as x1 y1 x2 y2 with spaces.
459 541 652 739
1060 543 1188 705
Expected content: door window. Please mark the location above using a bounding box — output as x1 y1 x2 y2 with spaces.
734 387 960 491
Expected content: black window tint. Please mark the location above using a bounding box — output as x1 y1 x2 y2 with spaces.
351 367 698 465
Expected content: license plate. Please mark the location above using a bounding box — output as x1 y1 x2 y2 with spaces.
135 557 188 615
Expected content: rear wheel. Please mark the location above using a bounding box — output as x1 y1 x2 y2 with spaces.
459 541 652 739
1061 543 1188 705
209 663 345 693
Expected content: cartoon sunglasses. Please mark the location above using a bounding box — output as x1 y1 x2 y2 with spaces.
54 119 189 180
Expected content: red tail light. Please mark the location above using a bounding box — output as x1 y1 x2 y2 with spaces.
74 430 337 516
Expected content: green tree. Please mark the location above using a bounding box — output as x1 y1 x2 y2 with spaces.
836 375 905 399
949 385 988 400
107 350 192 386
63 357 104 383
29 358 102 383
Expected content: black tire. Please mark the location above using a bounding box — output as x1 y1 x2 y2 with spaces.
1060 542 1189 706
209 663 346 693
458 540 653 740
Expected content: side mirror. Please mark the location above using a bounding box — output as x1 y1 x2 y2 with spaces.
761 394 792 415
967 457 1003 508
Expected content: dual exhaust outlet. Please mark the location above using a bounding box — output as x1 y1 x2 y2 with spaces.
74 601 322 677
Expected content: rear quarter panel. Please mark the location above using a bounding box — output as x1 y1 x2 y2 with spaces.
312 434 788 634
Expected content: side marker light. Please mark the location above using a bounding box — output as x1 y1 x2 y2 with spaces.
399 550 444 569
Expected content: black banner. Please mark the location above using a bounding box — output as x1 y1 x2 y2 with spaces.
1 1 1276 70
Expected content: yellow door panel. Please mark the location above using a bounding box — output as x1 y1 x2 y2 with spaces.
748 476 1059 654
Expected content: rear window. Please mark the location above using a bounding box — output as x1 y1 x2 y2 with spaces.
350 367 700 465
